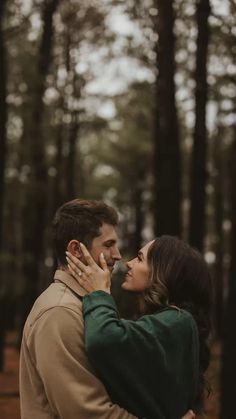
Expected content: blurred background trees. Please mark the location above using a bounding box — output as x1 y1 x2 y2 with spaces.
0 0 236 415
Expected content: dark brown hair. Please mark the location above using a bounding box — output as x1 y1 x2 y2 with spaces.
52 199 118 266
141 236 212 413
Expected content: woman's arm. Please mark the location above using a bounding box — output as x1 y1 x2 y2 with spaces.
66 246 199 419
82 291 198 419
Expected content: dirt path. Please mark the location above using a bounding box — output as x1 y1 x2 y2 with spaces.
0 344 20 419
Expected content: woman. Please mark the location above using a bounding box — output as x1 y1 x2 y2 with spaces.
66 236 212 419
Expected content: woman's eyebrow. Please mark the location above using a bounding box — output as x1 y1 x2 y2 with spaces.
138 251 144 259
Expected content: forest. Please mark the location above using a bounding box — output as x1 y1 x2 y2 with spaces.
0 0 236 417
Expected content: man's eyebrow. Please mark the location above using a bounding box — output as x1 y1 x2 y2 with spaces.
103 239 117 245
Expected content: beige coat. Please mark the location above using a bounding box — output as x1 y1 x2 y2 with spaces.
20 270 136 419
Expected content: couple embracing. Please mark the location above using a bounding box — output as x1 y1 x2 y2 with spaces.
20 199 212 419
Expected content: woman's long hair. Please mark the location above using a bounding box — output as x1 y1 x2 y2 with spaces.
139 235 212 413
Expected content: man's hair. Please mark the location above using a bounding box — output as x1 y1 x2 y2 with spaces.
52 199 118 266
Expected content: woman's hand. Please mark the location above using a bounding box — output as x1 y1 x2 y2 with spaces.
66 243 111 294
181 410 195 419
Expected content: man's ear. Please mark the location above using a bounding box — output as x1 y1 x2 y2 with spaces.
67 240 82 258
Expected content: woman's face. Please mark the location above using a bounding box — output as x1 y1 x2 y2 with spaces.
122 241 154 292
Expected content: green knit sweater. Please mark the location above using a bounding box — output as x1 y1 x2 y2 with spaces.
83 291 199 419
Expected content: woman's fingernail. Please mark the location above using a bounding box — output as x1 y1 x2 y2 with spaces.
65 251 69 255
101 252 104 258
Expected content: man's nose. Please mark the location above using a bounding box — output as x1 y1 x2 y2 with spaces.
112 246 121 261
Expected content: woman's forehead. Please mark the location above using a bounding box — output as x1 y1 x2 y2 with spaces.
140 240 155 255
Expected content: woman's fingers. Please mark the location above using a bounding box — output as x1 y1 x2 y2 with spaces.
80 243 96 267
182 410 195 419
66 252 86 274
67 264 80 279
68 264 94 292
99 252 108 272
66 249 111 294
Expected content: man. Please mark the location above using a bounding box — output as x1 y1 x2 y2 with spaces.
20 199 195 419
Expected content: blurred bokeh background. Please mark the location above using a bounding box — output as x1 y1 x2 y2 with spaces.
0 0 236 417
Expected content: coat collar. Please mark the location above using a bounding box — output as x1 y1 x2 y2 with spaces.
54 269 87 297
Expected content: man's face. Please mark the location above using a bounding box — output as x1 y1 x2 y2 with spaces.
89 223 121 272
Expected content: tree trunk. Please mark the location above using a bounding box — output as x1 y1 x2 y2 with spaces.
133 188 143 254
212 127 224 338
0 0 8 371
22 0 61 320
221 127 236 418
153 0 181 236
54 118 64 209
64 28 82 201
0 0 7 248
66 108 80 200
189 0 211 251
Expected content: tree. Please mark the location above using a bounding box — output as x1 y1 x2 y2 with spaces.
80 80 153 254
221 124 236 419
212 125 224 338
21 0 61 320
220 0 236 403
0 0 8 371
189 0 211 251
0 0 7 249
153 0 181 236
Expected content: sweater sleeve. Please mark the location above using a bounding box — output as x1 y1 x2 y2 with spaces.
82 291 199 419
83 291 167 355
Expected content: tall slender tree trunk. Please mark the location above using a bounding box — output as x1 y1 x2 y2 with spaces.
132 175 145 254
221 126 236 418
64 28 82 201
0 0 8 371
53 69 66 216
0 0 7 248
133 189 143 254
153 0 181 236
189 0 211 251
54 116 64 209
212 127 224 338
22 0 61 321
66 108 80 200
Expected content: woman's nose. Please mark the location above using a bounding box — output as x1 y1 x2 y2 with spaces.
126 260 132 269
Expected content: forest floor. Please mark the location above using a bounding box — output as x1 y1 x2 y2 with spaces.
0 333 20 419
0 332 220 419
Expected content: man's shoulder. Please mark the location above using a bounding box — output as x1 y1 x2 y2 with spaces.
25 282 82 329
37 281 82 308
